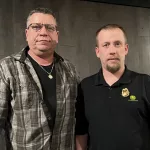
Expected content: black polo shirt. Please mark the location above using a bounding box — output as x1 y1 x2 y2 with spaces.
75 67 150 150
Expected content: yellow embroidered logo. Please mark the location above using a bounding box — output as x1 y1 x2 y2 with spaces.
128 95 138 101
122 88 130 97
121 88 138 102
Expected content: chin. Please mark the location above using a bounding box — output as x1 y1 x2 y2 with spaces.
37 44 56 50
106 64 120 73
36 48 51 53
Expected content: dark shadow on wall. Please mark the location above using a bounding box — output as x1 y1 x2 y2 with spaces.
82 0 150 8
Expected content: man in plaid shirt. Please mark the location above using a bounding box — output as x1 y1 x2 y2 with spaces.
0 7 79 150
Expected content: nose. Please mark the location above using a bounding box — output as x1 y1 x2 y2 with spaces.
39 25 48 36
109 45 117 54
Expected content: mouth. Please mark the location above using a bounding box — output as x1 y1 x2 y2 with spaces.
38 40 50 42
107 58 120 61
36 40 51 45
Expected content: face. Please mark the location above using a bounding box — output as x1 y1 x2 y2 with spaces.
95 28 128 73
25 13 59 57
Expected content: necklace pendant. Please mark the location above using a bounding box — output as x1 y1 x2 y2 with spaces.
48 74 53 79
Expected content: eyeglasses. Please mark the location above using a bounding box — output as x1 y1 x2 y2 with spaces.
27 23 57 32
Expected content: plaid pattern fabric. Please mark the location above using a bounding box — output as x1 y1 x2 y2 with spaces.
0 47 79 150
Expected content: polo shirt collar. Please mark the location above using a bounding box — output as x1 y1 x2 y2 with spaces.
94 66 132 86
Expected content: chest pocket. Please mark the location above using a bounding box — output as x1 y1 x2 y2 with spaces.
13 76 41 110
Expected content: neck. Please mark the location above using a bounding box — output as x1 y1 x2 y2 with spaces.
28 50 54 66
102 66 125 86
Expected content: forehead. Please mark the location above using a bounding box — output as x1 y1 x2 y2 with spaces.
97 28 125 43
28 13 57 25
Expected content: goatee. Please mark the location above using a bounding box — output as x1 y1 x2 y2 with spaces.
106 64 120 73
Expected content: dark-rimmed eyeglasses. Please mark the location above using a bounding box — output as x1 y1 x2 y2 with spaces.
27 23 57 32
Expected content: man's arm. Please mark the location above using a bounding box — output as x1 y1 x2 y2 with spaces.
75 83 89 150
0 62 11 150
76 134 88 150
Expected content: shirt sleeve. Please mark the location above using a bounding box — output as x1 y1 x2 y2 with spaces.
0 64 11 149
0 64 10 127
75 83 89 135
144 75 150 115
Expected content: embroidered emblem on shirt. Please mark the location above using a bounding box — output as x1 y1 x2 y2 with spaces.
128 95 138 101
122 88 130 97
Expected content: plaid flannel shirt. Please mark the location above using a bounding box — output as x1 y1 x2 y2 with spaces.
0 46 79 150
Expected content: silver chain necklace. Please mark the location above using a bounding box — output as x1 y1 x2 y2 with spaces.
38 63 54 79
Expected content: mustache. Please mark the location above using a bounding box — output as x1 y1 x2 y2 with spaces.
107 58 120 61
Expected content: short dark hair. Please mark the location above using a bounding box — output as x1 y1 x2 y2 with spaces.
96 24 128 46
26 7 57 27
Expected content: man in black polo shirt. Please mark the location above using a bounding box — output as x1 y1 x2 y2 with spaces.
75 24 150 150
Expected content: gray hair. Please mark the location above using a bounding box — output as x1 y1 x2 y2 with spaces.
26 7 57 28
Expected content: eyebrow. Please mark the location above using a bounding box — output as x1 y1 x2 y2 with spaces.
102 42 110 45
102 40 122 44
114 40 122 43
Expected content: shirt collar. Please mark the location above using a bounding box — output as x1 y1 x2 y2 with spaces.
14 46 64 63
94 66 132 86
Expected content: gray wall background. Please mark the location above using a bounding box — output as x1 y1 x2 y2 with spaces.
0 0 150 79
